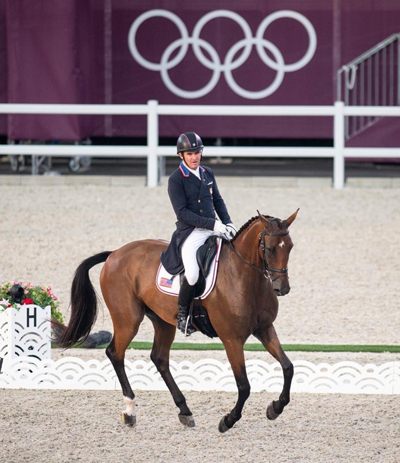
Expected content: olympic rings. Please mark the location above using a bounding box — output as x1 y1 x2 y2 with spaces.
128 9 317 99
225 38 285 100
161 37 221 99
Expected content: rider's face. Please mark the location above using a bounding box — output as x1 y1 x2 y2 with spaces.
180 150 202 170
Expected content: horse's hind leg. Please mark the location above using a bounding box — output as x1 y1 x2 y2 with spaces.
147 309 195 428
254 323 294 420
105 302 145 427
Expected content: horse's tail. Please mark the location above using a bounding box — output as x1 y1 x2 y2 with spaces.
52 251 113 348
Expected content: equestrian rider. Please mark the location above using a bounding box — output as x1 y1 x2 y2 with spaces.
161 132 237 335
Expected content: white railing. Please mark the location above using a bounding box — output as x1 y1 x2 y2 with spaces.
2 356 400 394
0 101 399 188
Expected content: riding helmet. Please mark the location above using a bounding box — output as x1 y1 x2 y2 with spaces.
176 132 204 154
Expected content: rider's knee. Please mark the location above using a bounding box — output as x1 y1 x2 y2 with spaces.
185 268 199 286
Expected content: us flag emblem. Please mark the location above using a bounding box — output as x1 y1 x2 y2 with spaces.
160 278 173 288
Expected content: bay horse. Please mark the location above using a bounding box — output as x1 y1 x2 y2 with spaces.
53 210 298 432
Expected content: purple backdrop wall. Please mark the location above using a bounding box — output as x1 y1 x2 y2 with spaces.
1 0 400 141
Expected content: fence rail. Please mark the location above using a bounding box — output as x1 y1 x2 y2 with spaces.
0 101 399 188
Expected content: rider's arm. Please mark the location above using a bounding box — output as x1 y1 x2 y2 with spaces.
168 176 215 230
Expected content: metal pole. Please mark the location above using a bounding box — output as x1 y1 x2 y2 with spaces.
147 100 159 187
333 101 345 189
398 36 400 105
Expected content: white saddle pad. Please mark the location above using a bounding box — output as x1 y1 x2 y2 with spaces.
156 238 222 299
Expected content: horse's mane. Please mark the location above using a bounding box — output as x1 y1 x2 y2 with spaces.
231 215 259 242
231 214 284 243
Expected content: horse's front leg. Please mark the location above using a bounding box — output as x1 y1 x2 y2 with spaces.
218 339 250 433
254 323 293 420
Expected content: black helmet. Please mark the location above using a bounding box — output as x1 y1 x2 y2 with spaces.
177 132 204 154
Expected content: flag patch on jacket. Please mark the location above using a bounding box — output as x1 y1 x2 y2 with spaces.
160 277 173 288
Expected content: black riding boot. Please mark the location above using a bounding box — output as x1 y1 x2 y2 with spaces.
177 278 196 336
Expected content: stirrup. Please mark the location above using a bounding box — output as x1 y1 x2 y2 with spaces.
184 316 196 337
177 315 195 336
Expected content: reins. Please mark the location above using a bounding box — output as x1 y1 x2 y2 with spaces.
229 229 289 280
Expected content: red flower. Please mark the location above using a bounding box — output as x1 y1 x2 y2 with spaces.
22 298 34 305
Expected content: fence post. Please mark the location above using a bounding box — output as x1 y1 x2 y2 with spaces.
333 101 345 189
147 100 159 187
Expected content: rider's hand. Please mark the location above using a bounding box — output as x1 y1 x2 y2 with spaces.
214 220 231 240
226 223 237 238
214 220 229 239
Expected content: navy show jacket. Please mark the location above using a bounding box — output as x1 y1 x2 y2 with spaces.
160 161 231 275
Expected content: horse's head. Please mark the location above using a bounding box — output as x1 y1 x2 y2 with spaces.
257 209 299 296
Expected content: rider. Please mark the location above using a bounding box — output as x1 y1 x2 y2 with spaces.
161 132 237 336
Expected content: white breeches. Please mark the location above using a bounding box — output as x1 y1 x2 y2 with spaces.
181 228 216 286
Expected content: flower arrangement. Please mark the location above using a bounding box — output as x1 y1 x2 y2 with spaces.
0 281 64 323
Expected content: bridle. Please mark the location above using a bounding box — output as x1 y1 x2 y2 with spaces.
229 228 289 280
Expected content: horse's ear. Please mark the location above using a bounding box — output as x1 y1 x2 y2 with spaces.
285 208 300 227
257 210 271 229
257 210 266 223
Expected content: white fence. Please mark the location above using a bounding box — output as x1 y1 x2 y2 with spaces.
2 356 400 394
0 101 400 188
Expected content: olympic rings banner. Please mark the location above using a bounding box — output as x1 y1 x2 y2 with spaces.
4 1 400 140
113 3 332 138
128 10 317 101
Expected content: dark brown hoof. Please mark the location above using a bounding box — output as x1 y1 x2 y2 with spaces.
218 415 230 433
266 401 280 420
178 414 195 427
122 412 136 427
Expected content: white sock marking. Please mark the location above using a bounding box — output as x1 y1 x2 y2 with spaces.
123 396 136 416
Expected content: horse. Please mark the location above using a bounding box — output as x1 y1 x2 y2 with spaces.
53 209 299 433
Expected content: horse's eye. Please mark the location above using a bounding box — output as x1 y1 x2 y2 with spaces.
266 247 274 254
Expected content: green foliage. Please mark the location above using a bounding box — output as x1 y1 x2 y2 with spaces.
0 281 64 323
117 341 400 353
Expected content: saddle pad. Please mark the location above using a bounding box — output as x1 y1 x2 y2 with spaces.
156 238 222 299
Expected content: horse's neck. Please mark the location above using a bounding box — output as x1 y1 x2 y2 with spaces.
233 221 263 265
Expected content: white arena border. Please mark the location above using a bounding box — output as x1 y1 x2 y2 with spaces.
1 357 399 394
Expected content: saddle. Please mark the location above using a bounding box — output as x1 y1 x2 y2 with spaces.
156 236 221 338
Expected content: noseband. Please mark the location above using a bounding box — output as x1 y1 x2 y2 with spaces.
229 229 289 280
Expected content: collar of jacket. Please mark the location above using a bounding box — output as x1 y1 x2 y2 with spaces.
179 161 205 178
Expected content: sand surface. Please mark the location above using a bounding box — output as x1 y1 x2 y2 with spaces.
1 177 399 461
0 390 399 463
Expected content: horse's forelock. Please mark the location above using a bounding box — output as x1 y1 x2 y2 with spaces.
268 217 284 229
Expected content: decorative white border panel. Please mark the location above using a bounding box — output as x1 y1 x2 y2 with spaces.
1 357 399 394
0 305 51 359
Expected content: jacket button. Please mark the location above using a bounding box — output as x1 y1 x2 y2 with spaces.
199 209 203 213
198 199 201 203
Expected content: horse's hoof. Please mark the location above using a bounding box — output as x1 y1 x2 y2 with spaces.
121 412 136 427
266 401 280 421
218 415 230 433
178 414 195 428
